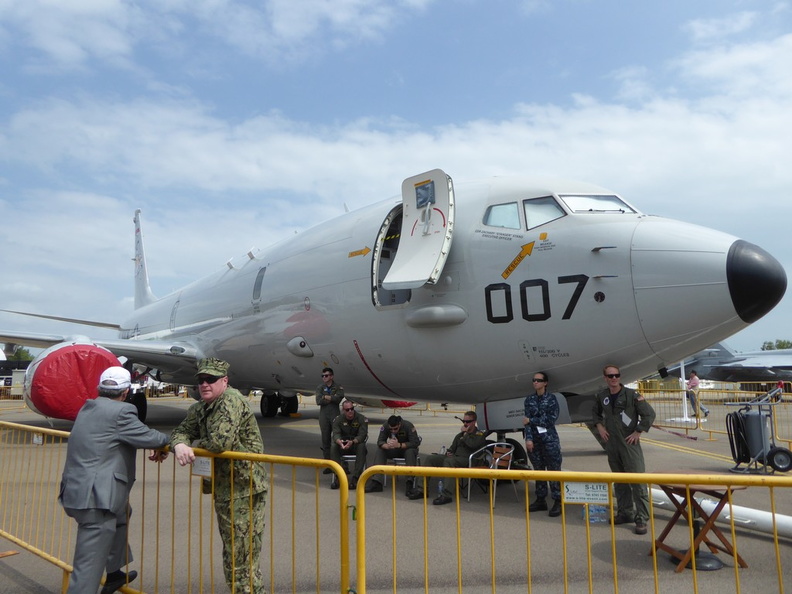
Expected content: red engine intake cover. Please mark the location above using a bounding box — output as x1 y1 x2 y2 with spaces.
28 343 121 421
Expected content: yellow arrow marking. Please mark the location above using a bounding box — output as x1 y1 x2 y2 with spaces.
502 242 535 279
348 247 372 258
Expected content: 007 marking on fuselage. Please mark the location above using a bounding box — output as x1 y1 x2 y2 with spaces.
484 274 590 324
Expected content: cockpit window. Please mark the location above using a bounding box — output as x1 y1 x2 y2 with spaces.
559 194 635 214
483 202 521 229
523 196 565 230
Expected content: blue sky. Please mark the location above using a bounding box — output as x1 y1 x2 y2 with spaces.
1 0 791 355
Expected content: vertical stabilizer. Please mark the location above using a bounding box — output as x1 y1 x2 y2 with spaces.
134 209 158 309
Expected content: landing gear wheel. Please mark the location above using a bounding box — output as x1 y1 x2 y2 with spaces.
281 395 299 415
767 446 792 473
260 393 279 418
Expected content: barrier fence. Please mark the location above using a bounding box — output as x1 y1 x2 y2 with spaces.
3 412 792 593
0 420 351 594
640 386 792 447
354 466 792 593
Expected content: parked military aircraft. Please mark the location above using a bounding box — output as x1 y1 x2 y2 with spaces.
670 342 792 383
0 169 787 435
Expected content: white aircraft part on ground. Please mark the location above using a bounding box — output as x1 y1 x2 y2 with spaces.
651 487 792 540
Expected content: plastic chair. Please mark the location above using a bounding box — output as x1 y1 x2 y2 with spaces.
466 442 518 504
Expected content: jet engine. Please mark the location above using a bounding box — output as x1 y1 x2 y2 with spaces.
24 338 121 421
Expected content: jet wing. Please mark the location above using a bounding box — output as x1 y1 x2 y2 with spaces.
96 337 202 373
702 363 792 382
0 330 202 380
0 330 79 350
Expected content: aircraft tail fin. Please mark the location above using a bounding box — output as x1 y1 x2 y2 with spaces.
706 342 738 359
134 209 158 309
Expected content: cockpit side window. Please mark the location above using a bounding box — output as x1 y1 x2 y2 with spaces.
559 194 635 213
523 196 565 230
483 202 521 229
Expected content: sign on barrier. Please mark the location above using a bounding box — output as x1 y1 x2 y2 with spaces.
563 481 609 504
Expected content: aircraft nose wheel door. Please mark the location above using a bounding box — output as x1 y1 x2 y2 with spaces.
381 169 455 290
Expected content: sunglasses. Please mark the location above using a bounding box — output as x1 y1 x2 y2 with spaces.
343 407 355 412
532 378 546 383
197 375 221 385
462 419 475 424
322 373 332 377
605 373 621 379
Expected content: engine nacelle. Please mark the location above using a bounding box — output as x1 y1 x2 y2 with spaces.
24 338 121 421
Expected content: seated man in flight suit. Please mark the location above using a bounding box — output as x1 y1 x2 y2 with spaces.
364 415 421 496
409 411 487 505
330 400 368 490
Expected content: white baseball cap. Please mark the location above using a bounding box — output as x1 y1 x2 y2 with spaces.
99 366 132 391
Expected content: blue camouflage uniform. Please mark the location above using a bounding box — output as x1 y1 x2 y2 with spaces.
523 391 562 501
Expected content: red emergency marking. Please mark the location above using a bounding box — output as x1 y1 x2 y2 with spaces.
353 340 402 397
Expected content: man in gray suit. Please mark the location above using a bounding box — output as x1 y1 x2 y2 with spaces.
59 366 169 594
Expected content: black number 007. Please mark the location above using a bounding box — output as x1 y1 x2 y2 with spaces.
484 274 589 324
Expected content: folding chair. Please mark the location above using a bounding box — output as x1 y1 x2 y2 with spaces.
466 442 518 504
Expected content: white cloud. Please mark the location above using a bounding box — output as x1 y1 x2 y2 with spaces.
0 0 434 69
674 33 792 99
0 0 141 70
684 11 757 43
610 66 654 102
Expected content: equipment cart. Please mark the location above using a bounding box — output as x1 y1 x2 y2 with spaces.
725 387 792 473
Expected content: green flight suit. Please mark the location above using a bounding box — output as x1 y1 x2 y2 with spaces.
592 385 655 524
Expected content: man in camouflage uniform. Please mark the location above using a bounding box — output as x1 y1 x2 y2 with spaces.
330 401 368 489
315 367 344 469
523 371 563 517
409 411 487 505
592 364 656 535
169 358 268 593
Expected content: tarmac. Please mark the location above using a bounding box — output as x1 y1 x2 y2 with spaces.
1 396 790 593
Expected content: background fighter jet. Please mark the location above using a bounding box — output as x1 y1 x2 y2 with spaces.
670 342 792 383
0 170 786 428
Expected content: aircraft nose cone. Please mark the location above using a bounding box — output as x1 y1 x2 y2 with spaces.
727 240 787 323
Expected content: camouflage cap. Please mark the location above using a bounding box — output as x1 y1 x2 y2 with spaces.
195 358 230 378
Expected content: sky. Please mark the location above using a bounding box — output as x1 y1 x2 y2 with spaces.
1 0 791 355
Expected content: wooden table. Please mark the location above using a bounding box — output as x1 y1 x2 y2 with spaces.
650 483 748 572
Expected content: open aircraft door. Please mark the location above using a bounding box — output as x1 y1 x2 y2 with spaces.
381 169 455 291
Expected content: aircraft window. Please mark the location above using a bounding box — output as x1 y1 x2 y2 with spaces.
559 194 635 214
522 196 565 229
483 203 521 229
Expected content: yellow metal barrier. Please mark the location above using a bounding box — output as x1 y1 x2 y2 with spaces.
0 421 352 593
641 388 792 448
355 465 792 593
4 413 792 593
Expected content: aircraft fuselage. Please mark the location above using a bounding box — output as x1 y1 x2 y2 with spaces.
119 175 786 416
